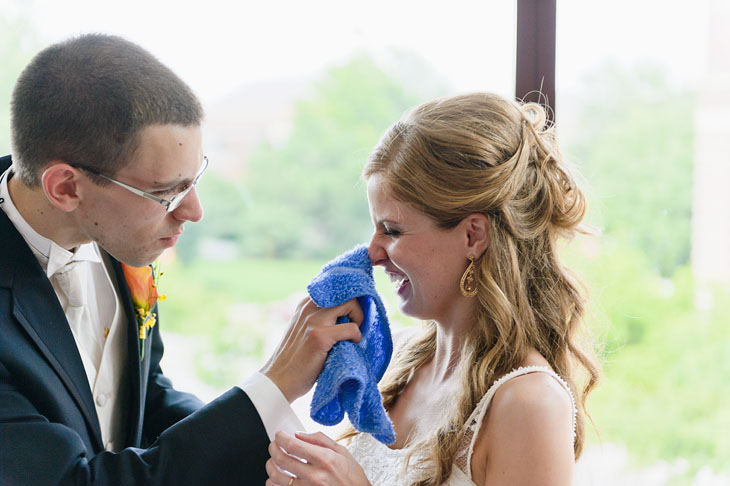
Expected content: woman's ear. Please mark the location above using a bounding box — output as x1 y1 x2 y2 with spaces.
463 213 489 257
41 163 82 212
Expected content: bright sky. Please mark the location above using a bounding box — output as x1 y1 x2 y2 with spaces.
2 0 711 106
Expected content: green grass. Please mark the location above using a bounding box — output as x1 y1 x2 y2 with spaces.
162 258 327 303
158 257 409 333
156 256 411 387
157 258 326 335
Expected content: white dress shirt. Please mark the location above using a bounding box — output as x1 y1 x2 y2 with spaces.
1 167 303 445
239 372 304 440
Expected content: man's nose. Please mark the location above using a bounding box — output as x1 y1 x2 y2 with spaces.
171 187 204 223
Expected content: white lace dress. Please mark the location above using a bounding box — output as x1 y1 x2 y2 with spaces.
348 366 576 486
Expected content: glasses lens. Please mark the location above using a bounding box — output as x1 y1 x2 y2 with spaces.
166 185 194 212
165 157 207 212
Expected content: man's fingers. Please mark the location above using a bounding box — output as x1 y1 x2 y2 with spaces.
317 298 364 326
325 321 362 344
263 297 366 402
297 297 364 331
301 297 319 312
344 298 365 327
289 298 316 329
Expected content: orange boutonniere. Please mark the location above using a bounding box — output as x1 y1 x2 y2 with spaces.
121 262 167 360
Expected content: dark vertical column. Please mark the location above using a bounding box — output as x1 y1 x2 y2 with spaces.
515 0 557 120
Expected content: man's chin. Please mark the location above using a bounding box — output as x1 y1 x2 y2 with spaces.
111 249 164 268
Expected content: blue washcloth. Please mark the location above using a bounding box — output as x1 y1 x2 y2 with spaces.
307 244 395 444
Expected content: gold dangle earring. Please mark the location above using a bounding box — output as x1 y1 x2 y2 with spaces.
460 255 478 298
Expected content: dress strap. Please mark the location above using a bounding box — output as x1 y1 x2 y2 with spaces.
454 366 577 477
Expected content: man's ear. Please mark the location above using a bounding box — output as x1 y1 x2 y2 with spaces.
41 163 82 212
463 213 489 257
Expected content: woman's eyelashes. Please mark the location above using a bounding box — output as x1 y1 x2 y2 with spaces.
383 226 402 237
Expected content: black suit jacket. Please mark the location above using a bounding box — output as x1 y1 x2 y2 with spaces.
0 155 270 485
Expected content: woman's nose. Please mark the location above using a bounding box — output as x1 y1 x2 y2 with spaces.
367 234 387 266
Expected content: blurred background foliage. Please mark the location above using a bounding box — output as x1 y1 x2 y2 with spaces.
178 55 431 261
1 15 726 482
0 13 36 155
569 64 695 277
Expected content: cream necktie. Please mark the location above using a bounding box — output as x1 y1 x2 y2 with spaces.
53 261 102 386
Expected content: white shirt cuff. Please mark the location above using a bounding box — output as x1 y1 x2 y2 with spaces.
239 372 305 441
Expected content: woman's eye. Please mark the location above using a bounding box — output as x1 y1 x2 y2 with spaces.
384 228 401 237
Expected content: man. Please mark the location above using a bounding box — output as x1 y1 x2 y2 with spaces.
0 34 362 485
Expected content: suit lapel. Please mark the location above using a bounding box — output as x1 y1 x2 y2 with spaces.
0 209 104 451
108 256 146 447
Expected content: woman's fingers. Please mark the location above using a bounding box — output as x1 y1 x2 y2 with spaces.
268 439 309 477
273 431 327 466
294 431 347 455
268 432 371 486
265 457 294 486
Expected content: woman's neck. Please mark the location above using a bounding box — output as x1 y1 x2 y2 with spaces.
425 324 468 384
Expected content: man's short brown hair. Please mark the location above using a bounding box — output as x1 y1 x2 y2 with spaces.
10 33 204 186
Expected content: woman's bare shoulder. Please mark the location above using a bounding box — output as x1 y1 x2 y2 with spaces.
472 370 575 485
490 370 573 422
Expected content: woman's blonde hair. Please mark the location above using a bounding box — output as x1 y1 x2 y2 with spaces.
356 93 600 485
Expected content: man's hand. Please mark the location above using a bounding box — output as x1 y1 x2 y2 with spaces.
260 297 363 403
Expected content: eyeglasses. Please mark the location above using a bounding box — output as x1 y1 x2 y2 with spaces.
75 156 208 212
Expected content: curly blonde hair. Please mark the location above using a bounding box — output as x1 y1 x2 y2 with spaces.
352 93 600 485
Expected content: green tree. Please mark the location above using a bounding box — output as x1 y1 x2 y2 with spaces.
238 54 442 258
562 64 730 475
567 64 694 276
572 240 730 476
175 172 251 263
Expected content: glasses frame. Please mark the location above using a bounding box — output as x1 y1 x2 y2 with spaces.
75 156 208 212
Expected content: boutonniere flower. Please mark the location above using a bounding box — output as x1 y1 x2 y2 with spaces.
121 262 166 360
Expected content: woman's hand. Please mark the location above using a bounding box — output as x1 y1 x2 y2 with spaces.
266 431 371 486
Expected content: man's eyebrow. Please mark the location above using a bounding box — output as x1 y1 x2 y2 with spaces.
149 176 191 190
146 156 206 190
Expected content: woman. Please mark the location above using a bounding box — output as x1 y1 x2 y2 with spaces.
266 92 601 486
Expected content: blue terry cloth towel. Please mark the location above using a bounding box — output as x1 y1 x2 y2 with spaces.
307 244 395 444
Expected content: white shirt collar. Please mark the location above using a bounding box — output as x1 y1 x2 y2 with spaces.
0 167 102 277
